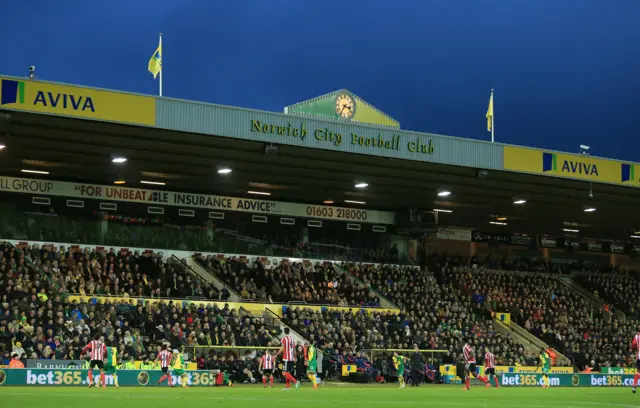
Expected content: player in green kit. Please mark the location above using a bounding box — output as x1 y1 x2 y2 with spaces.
392 352 407 388
104 343 119 388
539 349 550 388
304 342 318 389
172 349 189 388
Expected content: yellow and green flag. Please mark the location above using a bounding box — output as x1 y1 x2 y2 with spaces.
148 40 162 79
486 90 494 132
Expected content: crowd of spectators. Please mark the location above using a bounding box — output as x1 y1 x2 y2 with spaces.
332 254 640 370
196 255 379 306
577 271 640 319
0 242 274 370
451 266 639 369
11 242 226 301
5 227 640 374
284 260 532 367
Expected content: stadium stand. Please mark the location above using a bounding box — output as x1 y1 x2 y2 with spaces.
195 255 380 306
284 261 532 366
3 208 640 374
0 242 273 371
450 266 638 370
576 270 640 319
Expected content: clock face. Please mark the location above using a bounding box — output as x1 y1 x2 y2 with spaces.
335 94 355 119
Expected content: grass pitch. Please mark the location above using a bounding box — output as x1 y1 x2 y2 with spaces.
0 383 638 408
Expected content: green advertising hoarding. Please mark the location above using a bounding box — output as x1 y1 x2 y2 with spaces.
1 369 636 388
601 367 635 374
501 373 636 387
0 369 224 387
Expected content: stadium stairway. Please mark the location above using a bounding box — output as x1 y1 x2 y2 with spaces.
172 255 242 301
492 317 570 365
457 268 572 366
332 264 399 309
558 276 619 320
492 318 534 352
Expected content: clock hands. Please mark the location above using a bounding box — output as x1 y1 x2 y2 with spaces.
337 96 353 117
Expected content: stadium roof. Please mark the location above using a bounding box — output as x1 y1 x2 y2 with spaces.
1 109 640 240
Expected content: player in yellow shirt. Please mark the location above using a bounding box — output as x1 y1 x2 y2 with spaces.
172 349 189 388
304 342 318 389
392 352 408 389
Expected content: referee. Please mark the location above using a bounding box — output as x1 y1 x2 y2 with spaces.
410 344 423 386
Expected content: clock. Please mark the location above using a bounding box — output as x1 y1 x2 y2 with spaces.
335 93 355 119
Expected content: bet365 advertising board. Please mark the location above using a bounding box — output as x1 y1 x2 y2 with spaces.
1 369 637 387
0 369 221 387
500 373 636 387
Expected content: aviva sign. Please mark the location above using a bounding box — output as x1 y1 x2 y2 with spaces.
504 146 640 187
543 152 600 177
1 79 95 112
0 76 156 126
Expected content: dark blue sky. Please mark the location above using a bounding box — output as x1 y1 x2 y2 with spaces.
2 0 639 160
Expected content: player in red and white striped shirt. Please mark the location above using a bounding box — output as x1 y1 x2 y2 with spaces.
83 334 107 388
631 332 640 393
484 348 500 388
277 328 299 390
155 344 174 387
462 343 488 391
259 350 275 388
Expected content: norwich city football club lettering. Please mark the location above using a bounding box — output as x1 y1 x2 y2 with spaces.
250 120 434 157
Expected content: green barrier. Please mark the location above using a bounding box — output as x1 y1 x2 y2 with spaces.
0 369 225 387
501 373 636 387
2 369 636 388
602 367 635 375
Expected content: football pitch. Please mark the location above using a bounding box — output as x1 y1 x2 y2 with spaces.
1 384 638 408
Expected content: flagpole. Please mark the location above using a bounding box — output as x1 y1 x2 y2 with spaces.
490 88 495 143
159 33 163 97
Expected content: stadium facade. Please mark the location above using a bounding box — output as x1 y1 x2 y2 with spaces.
2 74 640 388
1 75 640 262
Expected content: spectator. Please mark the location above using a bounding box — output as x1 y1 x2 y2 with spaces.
0 242 277 366
410 344 423 386
196 256 379 306
9 353 24 368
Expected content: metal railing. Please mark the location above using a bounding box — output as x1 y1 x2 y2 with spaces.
495 319 570 365
170 255 210 283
